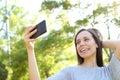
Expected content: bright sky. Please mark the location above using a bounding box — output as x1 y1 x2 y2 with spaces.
18 0 42 13
17 0 120 39
17 0 45 21
17 0 117 11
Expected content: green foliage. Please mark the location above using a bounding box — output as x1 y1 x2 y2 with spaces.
76 18 89 26
41 0 60 10
62 0 72 9
93 4 108 17
34 28 76 79
61 17 78 33
0 62 8 80
9 6 28 35
41 0 72 11
0 0 29 79
10 39 28 80
0 0 120 79
112 18 120 27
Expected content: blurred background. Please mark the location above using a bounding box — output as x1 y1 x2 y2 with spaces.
0 0 120 80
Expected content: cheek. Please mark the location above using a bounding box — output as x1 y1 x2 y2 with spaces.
90 44 97 53
91 46 97 52
88 42 98 53
76 45 80 52
90 40 98 48
76 45 79 51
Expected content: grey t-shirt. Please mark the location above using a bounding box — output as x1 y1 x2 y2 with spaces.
47 55 120 80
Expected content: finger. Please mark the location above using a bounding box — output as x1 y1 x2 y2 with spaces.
24 29 37 40
28 26 36 32
26 38 36 42
24 34 36 42
27 29 37 38
25 26 36 36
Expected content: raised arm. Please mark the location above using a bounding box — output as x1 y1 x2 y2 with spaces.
103 40 120 60
24 26 40 80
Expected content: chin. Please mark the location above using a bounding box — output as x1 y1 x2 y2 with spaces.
79 53 94 59
80 55 90 58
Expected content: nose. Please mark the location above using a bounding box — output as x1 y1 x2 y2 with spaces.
77 41 85 50
78 41 86 47
80 41 85 45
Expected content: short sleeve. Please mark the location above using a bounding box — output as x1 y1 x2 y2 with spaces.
46 67 71 80
108 55 120 80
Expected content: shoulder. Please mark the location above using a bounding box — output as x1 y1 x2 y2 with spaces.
106 54 120 70
47 65 78 80
106 55 120 80
109 54 120 67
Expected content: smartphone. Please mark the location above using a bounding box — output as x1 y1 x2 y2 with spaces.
30 20 47 39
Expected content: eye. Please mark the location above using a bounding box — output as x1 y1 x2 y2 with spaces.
84 38 89 41
76 40 81 44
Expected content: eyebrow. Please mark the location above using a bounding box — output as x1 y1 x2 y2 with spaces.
76 36 89 41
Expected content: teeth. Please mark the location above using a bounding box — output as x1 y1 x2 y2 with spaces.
80 47 88 52
81 48 85 51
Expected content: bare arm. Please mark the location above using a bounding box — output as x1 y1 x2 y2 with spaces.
103 40 120 60
24 26 40 80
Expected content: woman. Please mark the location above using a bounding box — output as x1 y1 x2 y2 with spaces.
24 26 120 80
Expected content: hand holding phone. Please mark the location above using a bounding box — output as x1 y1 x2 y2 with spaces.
30 20 47 39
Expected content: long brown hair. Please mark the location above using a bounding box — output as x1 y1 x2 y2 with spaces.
74 28 104 67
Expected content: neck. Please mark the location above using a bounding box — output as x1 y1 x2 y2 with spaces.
81 55 97 68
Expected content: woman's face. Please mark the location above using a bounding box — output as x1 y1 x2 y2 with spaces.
76 31 98 59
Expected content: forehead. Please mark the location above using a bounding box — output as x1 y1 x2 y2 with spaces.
76 31 93 40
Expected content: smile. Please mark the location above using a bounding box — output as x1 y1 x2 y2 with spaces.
80 46 89 53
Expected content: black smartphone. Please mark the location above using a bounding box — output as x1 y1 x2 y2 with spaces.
30 20 47 39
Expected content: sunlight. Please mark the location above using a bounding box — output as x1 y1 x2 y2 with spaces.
17 0 120 39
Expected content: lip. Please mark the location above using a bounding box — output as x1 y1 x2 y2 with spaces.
80 46 89 53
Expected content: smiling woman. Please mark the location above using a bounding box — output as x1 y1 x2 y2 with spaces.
24 26 120 80
75 28 103 66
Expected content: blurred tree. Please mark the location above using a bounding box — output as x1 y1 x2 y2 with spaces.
0 62 8 80
0 0 120 80
10 40 28 80
0 0 30 80
35 29 76 79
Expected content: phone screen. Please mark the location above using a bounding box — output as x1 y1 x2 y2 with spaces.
30 20 47 39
